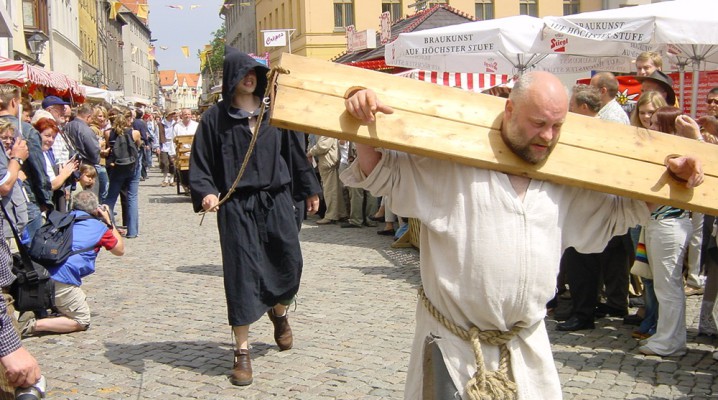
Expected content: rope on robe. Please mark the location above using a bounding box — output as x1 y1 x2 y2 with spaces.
199 66 290 225
417 288 521 400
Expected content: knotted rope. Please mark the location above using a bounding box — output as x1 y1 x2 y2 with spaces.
418 288 521 400
199 66 290 225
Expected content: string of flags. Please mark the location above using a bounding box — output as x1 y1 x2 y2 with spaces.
105 1 212 62
167 4 201 10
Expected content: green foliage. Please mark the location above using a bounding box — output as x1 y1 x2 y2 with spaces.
201 23 226 74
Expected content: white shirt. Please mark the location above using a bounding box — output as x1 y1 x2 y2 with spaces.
341 150 649 400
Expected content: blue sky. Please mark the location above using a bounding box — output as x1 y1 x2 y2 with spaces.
149 0 225 73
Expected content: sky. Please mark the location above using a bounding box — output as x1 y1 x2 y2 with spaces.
148 0 225 73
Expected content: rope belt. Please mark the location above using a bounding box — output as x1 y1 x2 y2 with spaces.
418 288 521 400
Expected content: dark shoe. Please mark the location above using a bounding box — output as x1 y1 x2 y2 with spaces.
629 297 645 308
230 349 253 386
377 229 395 236
623 313 644 326
369 215 385 222
595 303 628 318
363 221 378 227
267 310 293 351
556 316 595 331
341 222 361 228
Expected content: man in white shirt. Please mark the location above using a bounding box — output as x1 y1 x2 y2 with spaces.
173 109 197 193
341 71 703 399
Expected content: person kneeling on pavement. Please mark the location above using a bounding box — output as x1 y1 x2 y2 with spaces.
19 190 124 336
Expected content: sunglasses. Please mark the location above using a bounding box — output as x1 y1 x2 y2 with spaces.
707 99 718 105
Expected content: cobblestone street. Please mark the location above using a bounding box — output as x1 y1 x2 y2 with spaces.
20 170 718 399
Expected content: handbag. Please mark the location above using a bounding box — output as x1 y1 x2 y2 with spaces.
630 226 652 279
0 200 55 312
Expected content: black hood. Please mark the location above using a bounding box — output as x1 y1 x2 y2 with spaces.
222 45 269 102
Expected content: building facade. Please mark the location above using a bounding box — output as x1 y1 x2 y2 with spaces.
222 0 257 54
252 0 661 65
49 0 82 80
79 0 99 86
121 10 152 104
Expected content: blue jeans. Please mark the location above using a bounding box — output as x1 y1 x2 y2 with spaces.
105 163 140 237
638 278 658 335
96 165 109 204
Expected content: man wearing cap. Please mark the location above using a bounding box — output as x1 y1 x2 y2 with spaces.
41 96 73 166
636 70 677 107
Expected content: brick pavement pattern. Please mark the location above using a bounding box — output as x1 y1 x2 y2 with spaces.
20 171 718 399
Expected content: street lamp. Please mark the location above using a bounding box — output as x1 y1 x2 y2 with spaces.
26 32 48 63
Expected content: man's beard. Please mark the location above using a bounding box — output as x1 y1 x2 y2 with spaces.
501 122 556 165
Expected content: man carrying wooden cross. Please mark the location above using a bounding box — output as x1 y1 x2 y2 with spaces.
341 71 703 400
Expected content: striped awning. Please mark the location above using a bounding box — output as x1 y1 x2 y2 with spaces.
0 57 85 98
397 69 513 93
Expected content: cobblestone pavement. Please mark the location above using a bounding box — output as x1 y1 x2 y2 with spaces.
20 170 718 399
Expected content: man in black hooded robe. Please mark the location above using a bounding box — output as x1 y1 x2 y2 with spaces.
189 47 321 386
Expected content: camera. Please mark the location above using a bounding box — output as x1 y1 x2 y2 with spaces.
15 375 46 399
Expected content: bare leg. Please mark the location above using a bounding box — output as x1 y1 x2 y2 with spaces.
232 325 249 350
34 316 85 334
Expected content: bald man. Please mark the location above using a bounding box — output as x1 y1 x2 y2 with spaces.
342 71 704 399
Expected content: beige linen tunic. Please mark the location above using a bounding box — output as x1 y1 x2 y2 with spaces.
341 150 649 400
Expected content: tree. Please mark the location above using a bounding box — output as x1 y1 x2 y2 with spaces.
200 23 226 85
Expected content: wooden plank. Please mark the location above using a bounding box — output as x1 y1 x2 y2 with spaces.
270 54 718 214
274 53 718 177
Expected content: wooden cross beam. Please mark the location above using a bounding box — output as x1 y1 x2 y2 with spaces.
270 53 718 215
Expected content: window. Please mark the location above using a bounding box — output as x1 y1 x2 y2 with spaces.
333 0 354 29
474 0 493 20
519 0 537 17
382 0 401 22
427 0 447 6
563 0 579 15
22 0 49 33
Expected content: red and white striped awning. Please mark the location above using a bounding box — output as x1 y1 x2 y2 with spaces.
0 57 85 98
397 69 513 93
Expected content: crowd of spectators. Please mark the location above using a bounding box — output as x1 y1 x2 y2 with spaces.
0 87 200 394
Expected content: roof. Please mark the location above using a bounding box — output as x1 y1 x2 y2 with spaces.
177 73 200 88
159 70 176 86
333 4 474 66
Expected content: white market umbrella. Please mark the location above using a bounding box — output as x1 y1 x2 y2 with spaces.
384 15 634 76
543 0 718 117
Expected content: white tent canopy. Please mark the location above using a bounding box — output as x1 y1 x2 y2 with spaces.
79 84 115 103
543 0 718 116
384 15 636 75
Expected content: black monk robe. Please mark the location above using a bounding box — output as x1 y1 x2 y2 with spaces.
189 47 321 326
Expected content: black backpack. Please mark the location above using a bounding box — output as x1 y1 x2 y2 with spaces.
29 210 95 268
109 129 138 167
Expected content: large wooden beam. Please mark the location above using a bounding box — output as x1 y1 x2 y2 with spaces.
270 53 718 215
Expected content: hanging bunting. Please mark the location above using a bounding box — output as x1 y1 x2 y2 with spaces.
109 1 123 19
136 4 149 19
132 45 138 55
148 46 156 60
167 4 184 10
181 46 190 58
190 5 201 9
160 46 169 50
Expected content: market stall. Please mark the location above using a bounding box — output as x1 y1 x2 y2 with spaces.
0 57 85 103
